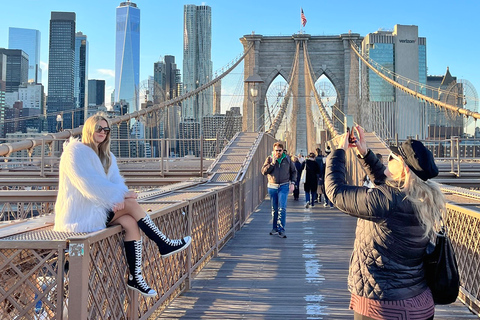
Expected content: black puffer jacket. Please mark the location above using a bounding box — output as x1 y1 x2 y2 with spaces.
325 149 429 300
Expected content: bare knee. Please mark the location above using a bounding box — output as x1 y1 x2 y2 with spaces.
113 215 140 241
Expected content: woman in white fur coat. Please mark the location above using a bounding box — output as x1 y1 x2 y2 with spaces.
54 114 191 297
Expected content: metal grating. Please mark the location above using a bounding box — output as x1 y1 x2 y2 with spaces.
208 173 238 183
0 229 86 241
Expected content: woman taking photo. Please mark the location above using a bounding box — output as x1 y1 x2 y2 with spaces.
54 114 191 297
325 126 443 320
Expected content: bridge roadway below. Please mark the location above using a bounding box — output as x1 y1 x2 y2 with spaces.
158 195 476 319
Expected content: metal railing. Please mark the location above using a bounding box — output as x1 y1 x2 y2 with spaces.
0 132 269 320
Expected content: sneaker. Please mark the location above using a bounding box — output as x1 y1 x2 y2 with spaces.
305 203 310 209
324 202 328 208
278 231 287 238
269 229 279 235
160 236 192 258
127 274 158 297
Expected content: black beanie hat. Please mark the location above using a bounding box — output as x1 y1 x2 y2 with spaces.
389 139 438 181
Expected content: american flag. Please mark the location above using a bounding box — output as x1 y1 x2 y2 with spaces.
301 8 307 27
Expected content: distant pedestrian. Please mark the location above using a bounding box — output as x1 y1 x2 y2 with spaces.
262 142 297 238
298 153 305 164
301 152 321 208
315 148 325 203
325 126 442 320
292 156 302 201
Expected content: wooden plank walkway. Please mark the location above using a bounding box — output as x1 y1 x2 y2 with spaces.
158 195 477 319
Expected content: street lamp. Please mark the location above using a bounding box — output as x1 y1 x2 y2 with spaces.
244 74 264 132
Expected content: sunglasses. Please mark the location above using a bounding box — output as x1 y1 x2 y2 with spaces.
275 149 283 152
95 125 111 134
388 152 401 162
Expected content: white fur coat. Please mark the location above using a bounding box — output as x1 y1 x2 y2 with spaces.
54 138 129 233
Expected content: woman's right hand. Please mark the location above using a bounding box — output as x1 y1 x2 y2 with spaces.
112 201 125 213
354 125 368 156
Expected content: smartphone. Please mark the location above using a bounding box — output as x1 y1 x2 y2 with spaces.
344 115 355 144
346 127 356 144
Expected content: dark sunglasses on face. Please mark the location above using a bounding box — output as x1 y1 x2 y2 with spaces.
95 125 110 134
275 149 283 152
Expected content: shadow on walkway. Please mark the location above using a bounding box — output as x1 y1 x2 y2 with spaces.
159 194 476 319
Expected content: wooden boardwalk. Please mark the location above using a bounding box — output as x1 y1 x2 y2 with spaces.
159 195 477 319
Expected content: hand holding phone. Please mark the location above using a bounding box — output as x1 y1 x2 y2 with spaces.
347 127 356 144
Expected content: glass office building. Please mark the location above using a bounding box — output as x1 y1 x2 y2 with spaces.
47 12 76 132
362 25 427 139
183 4 213 122
8 27 42 84
74 32 88 127
115 1 140 117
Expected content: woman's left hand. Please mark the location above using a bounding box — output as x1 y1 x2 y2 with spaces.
112 201 125 213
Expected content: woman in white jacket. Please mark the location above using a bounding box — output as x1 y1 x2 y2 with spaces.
54 114 191 297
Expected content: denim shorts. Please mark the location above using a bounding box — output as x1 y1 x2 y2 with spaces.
105 210 115 225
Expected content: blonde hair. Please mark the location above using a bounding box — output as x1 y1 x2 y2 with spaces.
82 113 112 174
386 159 444 239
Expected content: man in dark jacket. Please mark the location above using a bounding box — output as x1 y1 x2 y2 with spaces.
314 148 325 203
261 142 296 238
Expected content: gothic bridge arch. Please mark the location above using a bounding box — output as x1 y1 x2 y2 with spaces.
240 33 362 153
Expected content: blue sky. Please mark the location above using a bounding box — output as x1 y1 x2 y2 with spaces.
1 0 479 110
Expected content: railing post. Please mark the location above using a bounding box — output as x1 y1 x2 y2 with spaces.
395 133 398 147
214 191 219 257
200 136 204 178
450 137 455 173
68 238 90 320
41 138 45 177
186 201 193 290
457 137 461 177
160 139 164 177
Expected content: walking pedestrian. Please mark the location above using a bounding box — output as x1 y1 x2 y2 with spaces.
54 114 191 297
315 148 325 203
262 142 297 238
301 152 320 208
325 126 442 320
292 155 302 201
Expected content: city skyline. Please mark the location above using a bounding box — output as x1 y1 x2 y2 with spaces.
0 0 479 114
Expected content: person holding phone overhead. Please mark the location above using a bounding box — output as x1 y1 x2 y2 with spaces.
324 125 443 319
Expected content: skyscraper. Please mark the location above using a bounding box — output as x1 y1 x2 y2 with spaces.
0 49 29 93
183 4 213 122
361 24 427 139
74 32 88 127
8 27 42 84
88 79 105 107
47 12 76 133
0 53 6 140
115 1 140 117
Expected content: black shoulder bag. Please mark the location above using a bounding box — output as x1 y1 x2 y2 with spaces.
423 221 460 305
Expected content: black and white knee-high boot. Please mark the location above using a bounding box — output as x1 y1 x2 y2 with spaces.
137 214 192 258
124 239 157 297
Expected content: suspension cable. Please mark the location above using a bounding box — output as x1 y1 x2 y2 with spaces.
350 41 480 121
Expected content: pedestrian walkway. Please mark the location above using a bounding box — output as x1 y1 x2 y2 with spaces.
158 194 476 319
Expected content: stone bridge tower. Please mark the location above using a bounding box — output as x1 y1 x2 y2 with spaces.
240 33 362 154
